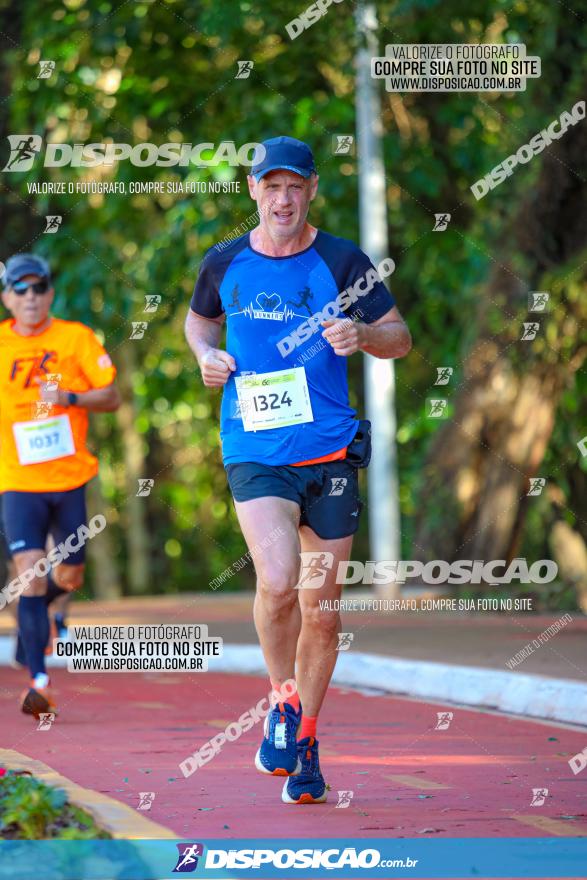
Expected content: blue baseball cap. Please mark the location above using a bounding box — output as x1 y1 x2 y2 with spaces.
3 253 51 288
251 136 316 181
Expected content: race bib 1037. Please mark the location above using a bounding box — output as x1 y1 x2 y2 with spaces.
13 414 76 465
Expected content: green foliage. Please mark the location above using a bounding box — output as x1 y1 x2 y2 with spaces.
0 0 584 604
0 772 110 839
0 774 65 838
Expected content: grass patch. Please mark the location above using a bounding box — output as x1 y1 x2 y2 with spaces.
0 771 111 839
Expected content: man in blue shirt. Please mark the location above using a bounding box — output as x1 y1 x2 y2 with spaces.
186 136 411 804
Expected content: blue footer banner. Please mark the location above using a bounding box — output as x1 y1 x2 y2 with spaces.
0 838 585 879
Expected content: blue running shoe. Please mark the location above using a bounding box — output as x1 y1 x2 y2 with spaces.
282 736 327 803
255 701 301 776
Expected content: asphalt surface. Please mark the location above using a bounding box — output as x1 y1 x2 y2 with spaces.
1 667 586 842
1 595 586 879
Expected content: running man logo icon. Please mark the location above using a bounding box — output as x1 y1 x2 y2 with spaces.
332 135 354 155
329 477 347 496
136 479 155 497
32 401 53 419
129 322 148 340
434 367 453 386
427 398 448 418
236 60 253 79
3 134 43 172
173 843 204 873
527 478 546 496
336 632 354 651
433 213 451 231
296 551 334 589
137 792 156 811
578 437 587 458
529 292 549 312
37 713 55 731
44 215 62 234
45 373 62 390
336 790 354 808
521 322 539 341
434 711 453 730
38 60 55 79
530 787 548 807
144 294 162 313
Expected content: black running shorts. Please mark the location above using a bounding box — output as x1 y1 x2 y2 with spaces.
226 421 371 540
1 484 88 564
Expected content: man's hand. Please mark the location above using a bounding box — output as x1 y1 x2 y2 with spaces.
34 377 121 411
321 318 366 357
200 349 236 387
35 377 67 406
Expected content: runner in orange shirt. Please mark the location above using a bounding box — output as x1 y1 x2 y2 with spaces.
0 253 120 719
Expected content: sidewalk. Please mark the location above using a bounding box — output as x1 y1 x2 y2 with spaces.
2 593 586 727
2 591 584 680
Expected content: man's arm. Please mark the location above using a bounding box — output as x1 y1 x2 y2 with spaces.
184 308 235 387
321 306 412 359
36 380 121 412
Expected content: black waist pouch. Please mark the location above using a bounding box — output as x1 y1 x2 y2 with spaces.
346 419 372 468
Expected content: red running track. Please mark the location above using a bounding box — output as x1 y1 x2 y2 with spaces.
1 667 585 876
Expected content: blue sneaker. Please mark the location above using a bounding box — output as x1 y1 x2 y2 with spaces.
255 702 301 776
282 736 327 803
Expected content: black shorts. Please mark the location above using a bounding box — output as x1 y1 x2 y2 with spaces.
0 484 88 565
226 421 371 540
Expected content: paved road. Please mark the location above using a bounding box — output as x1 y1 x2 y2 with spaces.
2 667 586 845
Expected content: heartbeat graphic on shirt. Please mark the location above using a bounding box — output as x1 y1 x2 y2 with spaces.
234 293 306 321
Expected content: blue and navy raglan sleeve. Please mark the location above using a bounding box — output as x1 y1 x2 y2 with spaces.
190 234 251 319
313 233 396 323
190 248 225 319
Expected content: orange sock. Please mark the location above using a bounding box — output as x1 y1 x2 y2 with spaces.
270 680 300 713
299 714 317 740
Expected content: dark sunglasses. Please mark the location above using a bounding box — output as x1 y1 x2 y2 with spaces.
11 279 50 295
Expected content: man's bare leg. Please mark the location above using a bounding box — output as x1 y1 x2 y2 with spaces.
295 527 353 717
233 496 302 689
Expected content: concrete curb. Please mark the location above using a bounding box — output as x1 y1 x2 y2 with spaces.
0 749 177 839
2 637 585 726
211 645 587 727
0 635 66 669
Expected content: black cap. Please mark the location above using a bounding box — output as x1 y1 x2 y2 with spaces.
3 253 51 288
251 136 316 181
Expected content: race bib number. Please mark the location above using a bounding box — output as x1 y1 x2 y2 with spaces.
13 414 75 466
235 367 314 432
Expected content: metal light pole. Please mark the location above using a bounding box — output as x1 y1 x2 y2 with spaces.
355 2 401 597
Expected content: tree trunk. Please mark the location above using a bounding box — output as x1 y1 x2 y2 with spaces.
413 108 587 569
85 476 122 600
549 521 587 613
115 343 151 594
